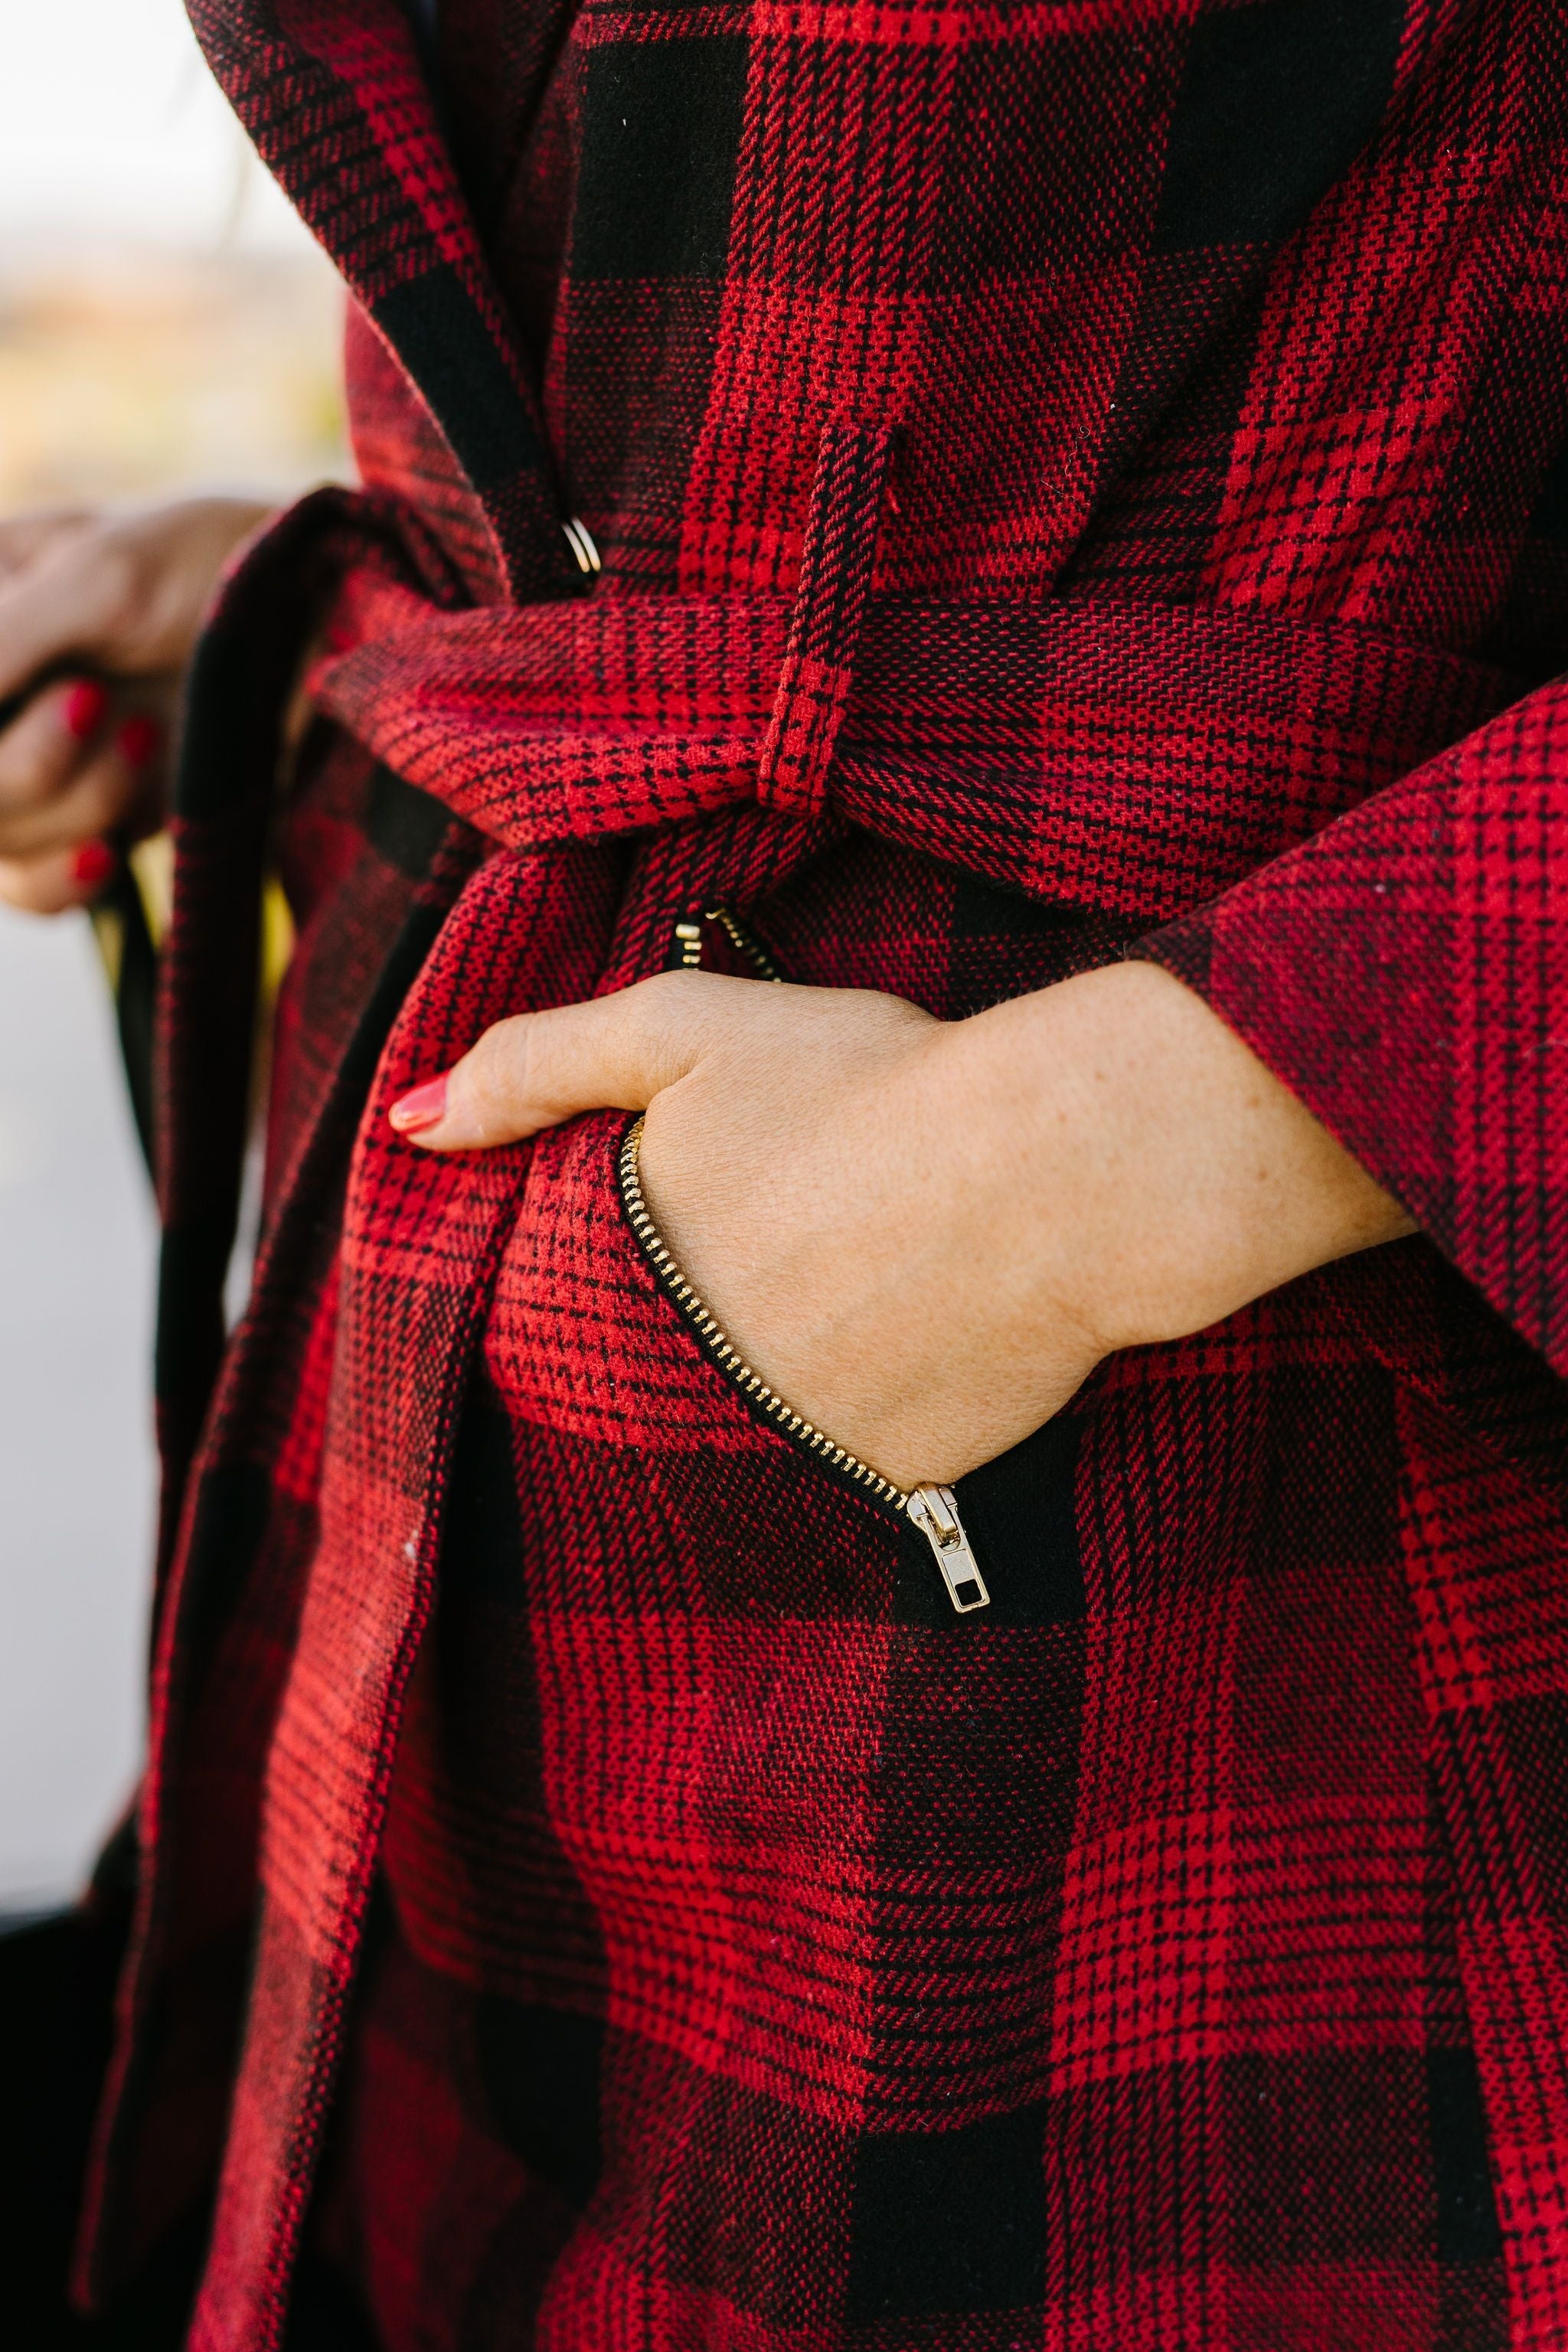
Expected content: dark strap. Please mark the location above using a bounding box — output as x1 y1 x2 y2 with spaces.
88 860 158 1178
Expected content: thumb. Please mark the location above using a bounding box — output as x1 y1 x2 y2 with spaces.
387 970 749 1152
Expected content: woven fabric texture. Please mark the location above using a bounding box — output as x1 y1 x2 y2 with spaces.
67 1 1568 2347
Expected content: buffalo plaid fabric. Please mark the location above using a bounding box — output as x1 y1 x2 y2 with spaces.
64 0 1568 2346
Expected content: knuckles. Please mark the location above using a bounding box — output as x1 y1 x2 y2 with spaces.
460 1015 540 1138
76 528 148 637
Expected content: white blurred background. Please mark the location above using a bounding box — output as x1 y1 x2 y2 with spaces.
0 0 345 1906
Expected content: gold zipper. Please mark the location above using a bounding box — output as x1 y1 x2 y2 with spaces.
672 906 787 985
617 1115 991 1614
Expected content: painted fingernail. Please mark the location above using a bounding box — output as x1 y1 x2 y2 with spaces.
72 839 116 893
64 678 108 741
117 714 162 769
388 1075 448 1133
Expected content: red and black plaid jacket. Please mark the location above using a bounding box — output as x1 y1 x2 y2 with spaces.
70 1 1568 2345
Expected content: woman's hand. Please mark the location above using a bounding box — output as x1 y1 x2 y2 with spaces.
0 498 274 913
386 959 1414 1489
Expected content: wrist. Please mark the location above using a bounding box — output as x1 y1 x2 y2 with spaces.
937 959 1414 1358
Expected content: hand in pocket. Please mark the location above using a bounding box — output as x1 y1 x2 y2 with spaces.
389 960 1412 1490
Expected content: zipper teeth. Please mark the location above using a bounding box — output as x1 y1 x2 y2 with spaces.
618 1116 909 1514
706 906 786 985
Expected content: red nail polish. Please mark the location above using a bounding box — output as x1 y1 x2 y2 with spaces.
64 679 107 741
117 714 162 769
389 1075 448 1132
72 839 116 893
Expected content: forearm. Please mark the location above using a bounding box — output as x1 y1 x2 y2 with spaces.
946 959 1416 1360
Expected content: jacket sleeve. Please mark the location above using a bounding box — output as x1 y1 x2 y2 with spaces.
1131 675 1568 1377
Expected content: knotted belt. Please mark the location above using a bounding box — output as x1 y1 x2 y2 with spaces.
90 426 1525 2350
307 422 1517 928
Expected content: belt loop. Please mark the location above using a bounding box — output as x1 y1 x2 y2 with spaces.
755 418 897 818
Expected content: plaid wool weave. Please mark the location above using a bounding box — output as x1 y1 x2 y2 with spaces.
66 0 1568 2345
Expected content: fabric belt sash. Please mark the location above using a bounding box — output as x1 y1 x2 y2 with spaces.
310 554 1518 930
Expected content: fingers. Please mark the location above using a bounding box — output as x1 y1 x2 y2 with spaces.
389 970 758 1151
0 677 162 864
0 840 116 918
0 678 107 812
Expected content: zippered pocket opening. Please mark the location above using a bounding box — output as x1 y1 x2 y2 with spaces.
616 1101 991 1615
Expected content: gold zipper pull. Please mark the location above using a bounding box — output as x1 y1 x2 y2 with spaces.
906 1485 991 1614
672 919 705 969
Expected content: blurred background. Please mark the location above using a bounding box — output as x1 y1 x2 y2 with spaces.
0 0 347 1907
